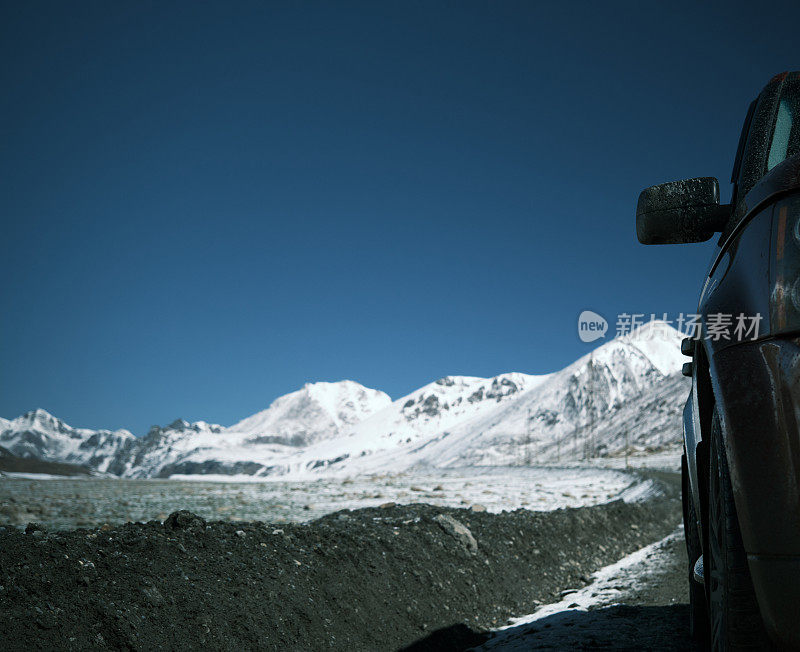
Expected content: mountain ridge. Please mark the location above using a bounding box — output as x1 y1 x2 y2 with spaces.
0 321 689 478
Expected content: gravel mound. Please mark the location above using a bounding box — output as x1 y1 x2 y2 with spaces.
0 482 680 650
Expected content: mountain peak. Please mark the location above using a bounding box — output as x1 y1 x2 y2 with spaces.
0 409 135 474
146 419 223 436
577 320 683 378
626 319 683 342
22 408 57 421
302 379 383 396
226 379 391 446
621 320 684 376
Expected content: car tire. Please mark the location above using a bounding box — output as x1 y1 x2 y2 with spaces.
707 407 768 650
683 453 709 643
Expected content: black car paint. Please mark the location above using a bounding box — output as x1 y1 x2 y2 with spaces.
682 72 800 647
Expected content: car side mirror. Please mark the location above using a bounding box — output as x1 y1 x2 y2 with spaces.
636 177 731 244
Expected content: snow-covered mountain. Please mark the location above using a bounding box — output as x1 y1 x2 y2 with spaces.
1 321 690 478
106 419 229 477
0 409 135 473
106 381 392 478
228 380 391 446
268 321 688 476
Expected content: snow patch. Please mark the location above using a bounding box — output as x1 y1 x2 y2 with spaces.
480 528 684 650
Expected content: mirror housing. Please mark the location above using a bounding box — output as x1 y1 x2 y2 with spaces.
636 177 731 244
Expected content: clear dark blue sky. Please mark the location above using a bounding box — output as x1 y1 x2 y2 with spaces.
2 1 798 434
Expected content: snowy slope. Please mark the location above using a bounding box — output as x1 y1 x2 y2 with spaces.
0 409 135 473
425 321 689 468
227 380 391 446
271 321 688 476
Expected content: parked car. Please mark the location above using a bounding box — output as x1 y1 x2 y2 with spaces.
637 71 800 649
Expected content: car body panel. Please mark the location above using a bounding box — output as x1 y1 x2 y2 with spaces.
683 393 701 524
700 203 773 345
710 338 800 556
710 337 800 647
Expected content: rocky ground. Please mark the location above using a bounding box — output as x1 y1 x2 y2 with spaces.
0 466 638 529
0 471 683 651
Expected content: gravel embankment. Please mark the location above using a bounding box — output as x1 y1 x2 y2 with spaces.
0 474 681 651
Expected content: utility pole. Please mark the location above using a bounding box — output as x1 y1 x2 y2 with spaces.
586 353 594 461
524 408 534 466
625 429 630 469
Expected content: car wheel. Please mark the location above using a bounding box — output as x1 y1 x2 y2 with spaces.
707 407 768 650
683 453 709 642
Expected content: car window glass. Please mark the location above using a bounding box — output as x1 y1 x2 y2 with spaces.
767 78 800 171
768 100 792 170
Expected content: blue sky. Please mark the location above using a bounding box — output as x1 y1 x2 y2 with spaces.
2 1 799 435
